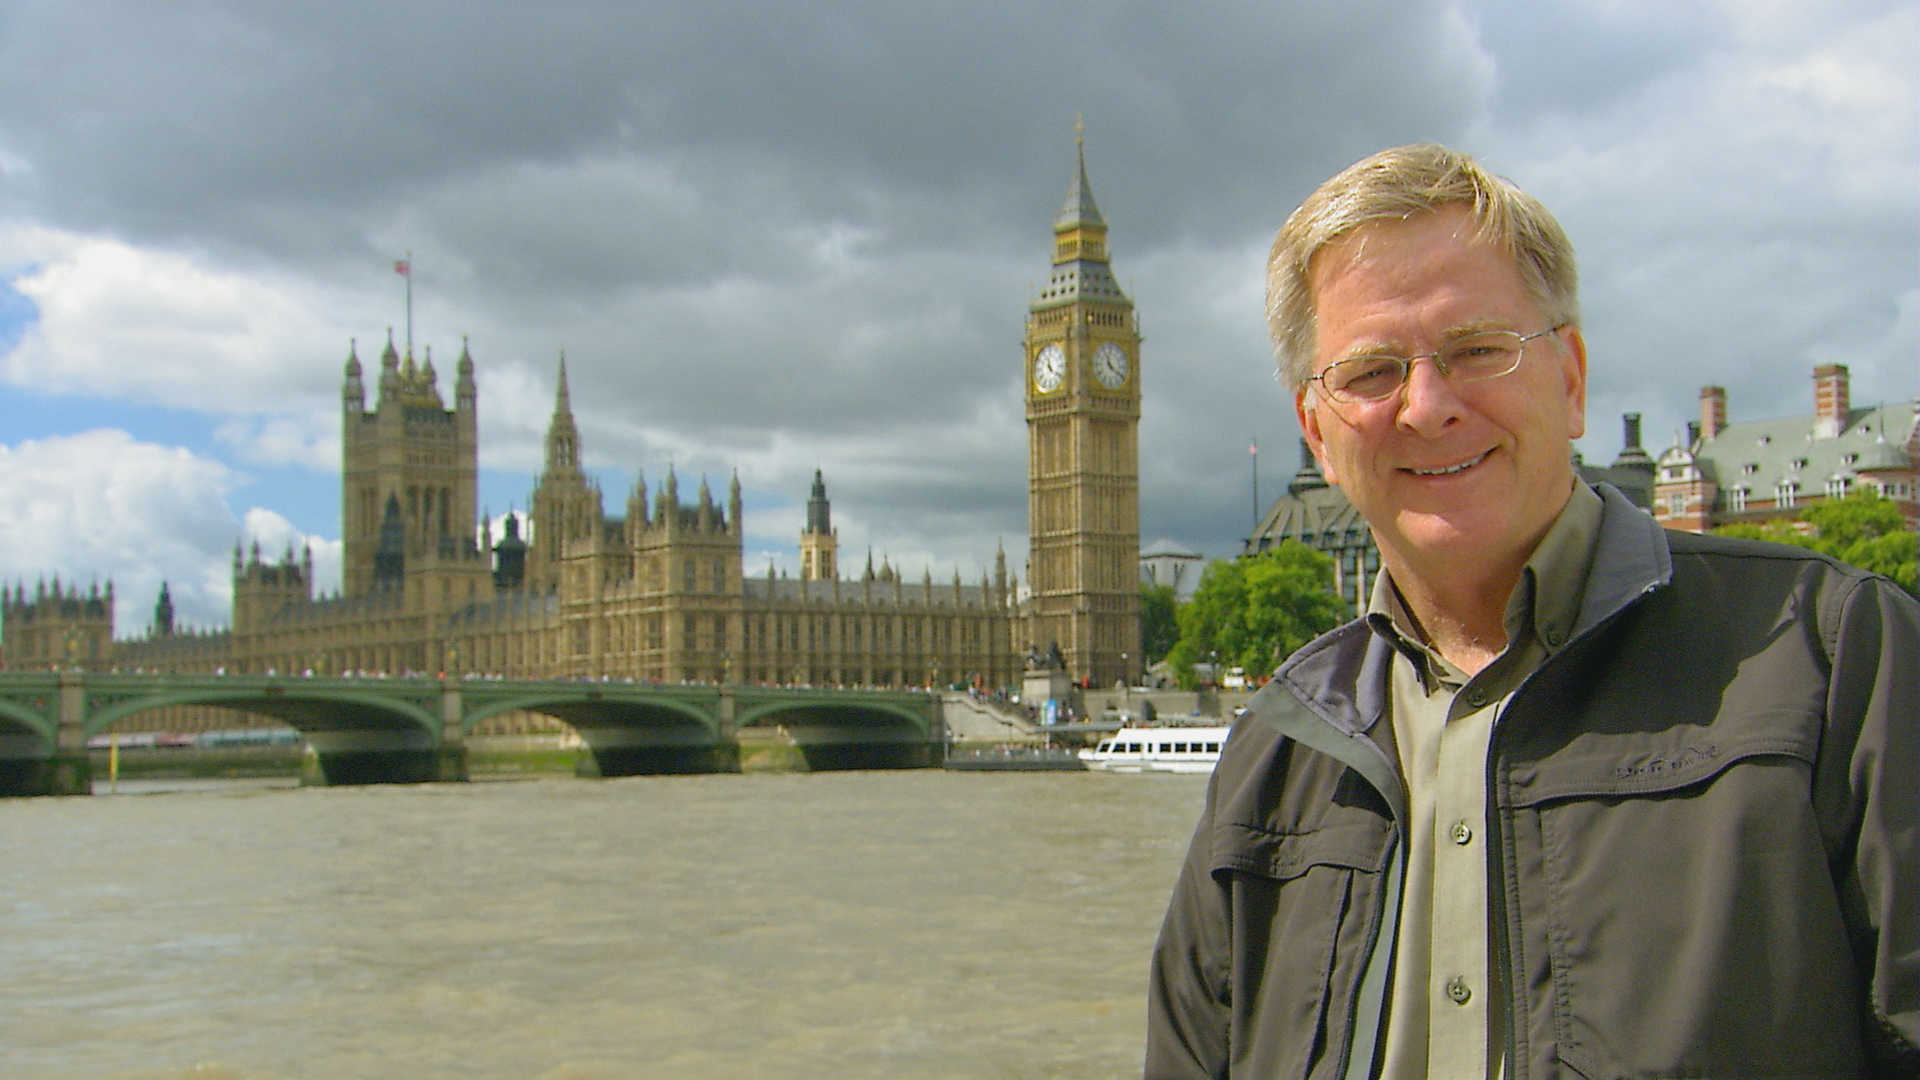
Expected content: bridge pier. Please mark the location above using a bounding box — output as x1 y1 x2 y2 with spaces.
44 671 91 796
438 682 469 783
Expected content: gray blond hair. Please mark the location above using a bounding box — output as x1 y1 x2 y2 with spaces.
1267 143 1580 391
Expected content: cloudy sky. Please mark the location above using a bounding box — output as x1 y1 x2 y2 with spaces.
1 0 1914 636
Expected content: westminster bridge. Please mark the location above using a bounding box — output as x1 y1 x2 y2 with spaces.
0 671 946 796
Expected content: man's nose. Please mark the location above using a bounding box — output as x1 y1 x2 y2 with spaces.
1394 356 1467 434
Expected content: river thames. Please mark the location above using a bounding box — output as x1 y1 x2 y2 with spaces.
1 769 1208 1079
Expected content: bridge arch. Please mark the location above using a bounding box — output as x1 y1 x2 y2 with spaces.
83 686 441 742
0 700 56 744
733 698 933 737
458 690 723 740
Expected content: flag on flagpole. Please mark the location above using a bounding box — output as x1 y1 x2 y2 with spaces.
394 254 414 358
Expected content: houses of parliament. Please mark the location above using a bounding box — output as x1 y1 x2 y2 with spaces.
1 135 1144 707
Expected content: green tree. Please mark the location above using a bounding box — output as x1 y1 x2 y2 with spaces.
1166 542 1350 688
1714 491 1917 593
1140 582 1180 666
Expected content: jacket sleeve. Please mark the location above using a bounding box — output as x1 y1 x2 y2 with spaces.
1820 573 1920 1076
1145 785 1233 1079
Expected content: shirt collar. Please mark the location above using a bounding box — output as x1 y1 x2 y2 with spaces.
1365 480 1605 671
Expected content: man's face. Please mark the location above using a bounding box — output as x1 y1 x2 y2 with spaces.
1294 205 1587 581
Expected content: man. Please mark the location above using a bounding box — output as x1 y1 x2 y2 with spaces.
1145 144 1918 1078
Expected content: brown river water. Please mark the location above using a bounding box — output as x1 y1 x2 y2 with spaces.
0 770 1208 1079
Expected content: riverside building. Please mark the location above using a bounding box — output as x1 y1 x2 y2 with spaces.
4 134 1153 711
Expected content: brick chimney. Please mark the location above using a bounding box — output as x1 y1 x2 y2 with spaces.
1611 412 1653 470
1909 393 1918 464
1699 386 1727 442
1813 364 1849 439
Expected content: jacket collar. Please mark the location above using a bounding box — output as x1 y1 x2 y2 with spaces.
1568 482 1672 641
1243 482 1671 799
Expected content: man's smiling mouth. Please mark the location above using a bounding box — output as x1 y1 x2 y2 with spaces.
1406 451 1489 477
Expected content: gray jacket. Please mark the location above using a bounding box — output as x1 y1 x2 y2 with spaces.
1146 485 1919 1078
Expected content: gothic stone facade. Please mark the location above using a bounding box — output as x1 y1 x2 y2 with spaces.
4 138 1149 698
5 335 1019 700
1021 131 1142 688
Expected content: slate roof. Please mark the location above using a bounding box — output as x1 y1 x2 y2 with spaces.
1685 401 1918 496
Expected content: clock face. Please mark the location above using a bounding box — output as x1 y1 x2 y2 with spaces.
1033 344 1066 392
1093 343 1129 388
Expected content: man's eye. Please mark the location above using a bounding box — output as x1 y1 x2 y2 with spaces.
1346 358 1400 384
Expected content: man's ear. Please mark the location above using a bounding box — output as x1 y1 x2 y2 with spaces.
1295 390 1338 486
1560 325 1588 441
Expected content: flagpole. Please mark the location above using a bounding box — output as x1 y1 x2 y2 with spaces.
403 250 413 359
1249 437 1260 543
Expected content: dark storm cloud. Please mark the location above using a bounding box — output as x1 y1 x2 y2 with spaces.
0 1 1484 251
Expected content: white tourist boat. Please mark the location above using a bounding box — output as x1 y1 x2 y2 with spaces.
1078 725 1231 774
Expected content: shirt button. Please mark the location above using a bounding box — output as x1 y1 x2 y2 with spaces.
1446 976 1472 1005
1465 688 1489 708
1450 820 1474 845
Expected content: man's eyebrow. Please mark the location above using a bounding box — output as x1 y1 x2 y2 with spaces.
1444 318 1516 336
1334 339 1402 360
1334 319 1516 359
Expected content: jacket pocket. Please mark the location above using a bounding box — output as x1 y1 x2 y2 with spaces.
1212 814 1391 1080
1509 728 1866 1078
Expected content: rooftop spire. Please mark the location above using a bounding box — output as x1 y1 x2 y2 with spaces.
806 467 832 535
1055 114 1105 231
543 351 581 473
1037 117 1123 300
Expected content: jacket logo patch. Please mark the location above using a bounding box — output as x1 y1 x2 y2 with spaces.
1612 743 1719 781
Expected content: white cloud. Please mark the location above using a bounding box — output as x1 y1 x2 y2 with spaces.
0 224 364 422
213 415 339 471
0 429 347 639
0 430 239 633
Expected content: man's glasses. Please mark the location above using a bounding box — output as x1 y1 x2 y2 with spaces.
1308 325 1564 405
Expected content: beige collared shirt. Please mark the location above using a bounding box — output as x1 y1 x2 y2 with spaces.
1372 482 1603 1079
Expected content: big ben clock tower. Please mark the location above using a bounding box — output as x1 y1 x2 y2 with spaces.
1024 124 1142 688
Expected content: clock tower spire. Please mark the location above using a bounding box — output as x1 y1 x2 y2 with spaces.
1022 121 1142 688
